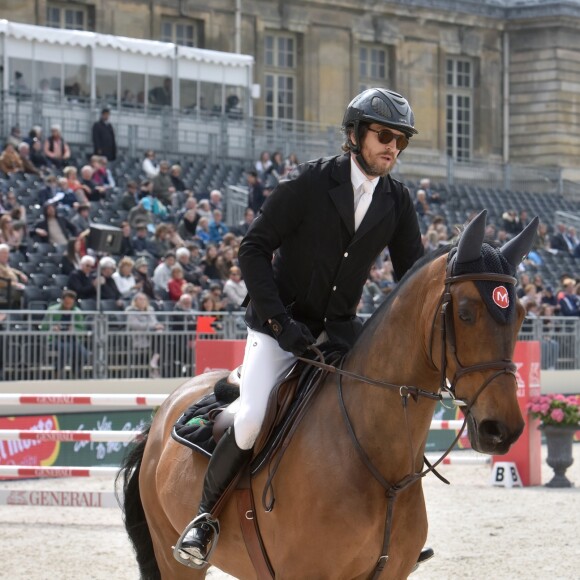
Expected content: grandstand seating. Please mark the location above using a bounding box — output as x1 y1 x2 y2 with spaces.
3 150 580 311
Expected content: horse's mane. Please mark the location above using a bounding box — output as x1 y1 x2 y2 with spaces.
355 243 454 345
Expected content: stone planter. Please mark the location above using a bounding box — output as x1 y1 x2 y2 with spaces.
540 424 579 488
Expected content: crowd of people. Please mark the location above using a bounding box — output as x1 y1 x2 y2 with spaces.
1 118 580 376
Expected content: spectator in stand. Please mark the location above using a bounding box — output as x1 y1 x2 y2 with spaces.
170 165 190 196
3 191 25 225
67 255 97 299
121 180 139 211
49 176 83 208
501 209 521 236
128 198 155 231
0 243 27 308
195 216 211 247
60 237 85 276
541 286 558 308
63 166 85 195
231 207 255 237
223 266 247 309
138 179 154 200
264 150 285 187
29 137 50 172
0 214 23 249
42 289 89 379
152 160 175 206
197 199 212 220
176 247 202 286
550 223 572 254
142 150 159 179
209 283 227 311
216 246 237 280
566 226 579 251
558 278 580 316
255 151 271 181
208 209 228 244
89 155 114 194
7 126 22 148
97 257 123 307
131 223 157 258
133 257 156 300
125 292 164 378
80 165 107 202
0 143 24 175
177 199 201 241
119 221 135 257
17 142 41 175
92 107 116 161
38 176 59 206
534 222 550 251
44 124 71 169
70 203 91 235
246 170 265 214
168 265 187 302
25 126 43 148
209 190 224 212
414 189 431 221
285 153 299 174
151 224 173 260
171 293 197 375
153 251 178 297
418 178 443 205
201 244 220 282
33 202 78 244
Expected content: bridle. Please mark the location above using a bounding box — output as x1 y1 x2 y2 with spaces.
430 257 518 409
294 257 519 579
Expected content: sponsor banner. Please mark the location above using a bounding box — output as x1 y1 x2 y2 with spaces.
0 410 153 470
0 489 117 508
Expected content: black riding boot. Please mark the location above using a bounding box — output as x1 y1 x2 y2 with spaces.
177 426 252 565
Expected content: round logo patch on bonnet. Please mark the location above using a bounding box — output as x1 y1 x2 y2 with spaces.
493 286 509 309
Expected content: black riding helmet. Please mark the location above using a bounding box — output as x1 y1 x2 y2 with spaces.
342 88 418 155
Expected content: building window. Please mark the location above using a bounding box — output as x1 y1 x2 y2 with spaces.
161 20 201 47
446 58 473 161
359 45 389 92
46 4 88 31
264 33 297 121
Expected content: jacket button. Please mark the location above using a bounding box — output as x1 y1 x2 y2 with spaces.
344 252 349 258
332 286 337 291
323 317 327 322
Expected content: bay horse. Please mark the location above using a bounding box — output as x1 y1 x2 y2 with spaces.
118 210 538 579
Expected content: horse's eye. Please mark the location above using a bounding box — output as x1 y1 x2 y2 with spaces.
458 310 474 323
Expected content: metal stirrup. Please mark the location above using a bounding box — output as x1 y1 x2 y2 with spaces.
172 513 220 569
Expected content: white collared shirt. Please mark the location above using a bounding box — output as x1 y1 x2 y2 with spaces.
350 155 379 212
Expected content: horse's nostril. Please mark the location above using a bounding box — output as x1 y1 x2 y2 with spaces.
478 420 507 444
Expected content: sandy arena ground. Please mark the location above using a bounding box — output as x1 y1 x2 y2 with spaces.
0 445 578 580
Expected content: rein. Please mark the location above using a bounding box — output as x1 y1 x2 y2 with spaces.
295 266 518 579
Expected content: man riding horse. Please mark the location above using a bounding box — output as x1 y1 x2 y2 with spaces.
177 87 433 568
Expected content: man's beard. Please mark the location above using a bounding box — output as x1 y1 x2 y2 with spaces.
360 152 397 177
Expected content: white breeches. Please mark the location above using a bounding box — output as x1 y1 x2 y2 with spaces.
233 328 297 450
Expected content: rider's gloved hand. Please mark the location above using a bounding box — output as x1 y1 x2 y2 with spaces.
267 314 315 357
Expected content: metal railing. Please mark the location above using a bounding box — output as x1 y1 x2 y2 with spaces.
0 310 578 381
2 91 575 194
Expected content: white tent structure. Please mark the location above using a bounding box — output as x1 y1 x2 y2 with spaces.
0 20 254 158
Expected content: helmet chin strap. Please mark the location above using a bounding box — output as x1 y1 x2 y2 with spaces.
349 121 375 176
355 152 374 176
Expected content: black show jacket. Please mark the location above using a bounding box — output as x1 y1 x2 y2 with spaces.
238 153 424 347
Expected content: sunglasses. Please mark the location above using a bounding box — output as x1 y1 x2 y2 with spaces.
367 128 409 151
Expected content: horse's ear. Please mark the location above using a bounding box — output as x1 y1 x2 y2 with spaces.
456 209 487 263
500 216 540 267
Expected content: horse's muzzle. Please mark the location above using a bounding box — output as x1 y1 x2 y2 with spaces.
468 416 525 454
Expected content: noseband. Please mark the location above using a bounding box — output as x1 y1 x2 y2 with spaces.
430 259 518 411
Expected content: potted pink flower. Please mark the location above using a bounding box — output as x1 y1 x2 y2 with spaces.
527 394 580 487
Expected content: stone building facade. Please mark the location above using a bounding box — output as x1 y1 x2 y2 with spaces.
3 0 580 175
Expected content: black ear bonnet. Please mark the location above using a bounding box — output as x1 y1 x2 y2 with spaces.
448 243 517 325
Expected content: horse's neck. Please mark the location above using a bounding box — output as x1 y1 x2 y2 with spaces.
339 258 443 479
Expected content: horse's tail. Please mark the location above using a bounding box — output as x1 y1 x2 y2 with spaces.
116 425 161 580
